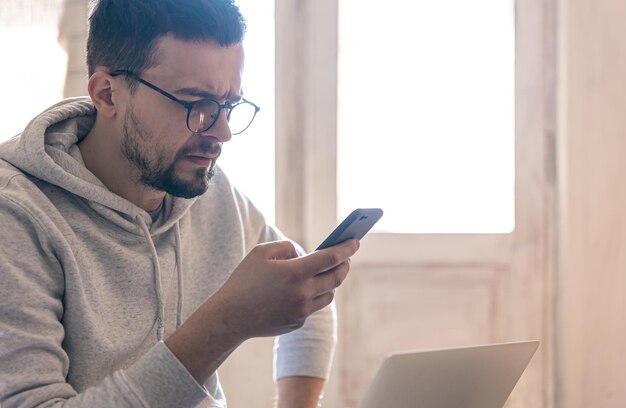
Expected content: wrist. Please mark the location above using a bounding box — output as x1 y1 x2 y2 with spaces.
165 295 244 384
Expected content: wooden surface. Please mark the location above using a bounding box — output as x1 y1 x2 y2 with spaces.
59 0 88 98
557 0 626 406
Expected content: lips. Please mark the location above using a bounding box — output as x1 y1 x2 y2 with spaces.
185 152 219 160
180 141 221 167
184 154 214 166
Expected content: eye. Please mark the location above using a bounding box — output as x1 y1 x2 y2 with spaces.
187 99 221 132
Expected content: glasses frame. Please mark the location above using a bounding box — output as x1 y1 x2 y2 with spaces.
109 69 260 135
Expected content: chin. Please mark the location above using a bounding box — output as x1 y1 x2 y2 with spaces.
165 167 215 198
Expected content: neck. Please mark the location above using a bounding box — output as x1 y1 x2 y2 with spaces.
79 115 165 212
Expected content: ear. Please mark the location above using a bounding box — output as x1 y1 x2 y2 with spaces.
88 71 120 119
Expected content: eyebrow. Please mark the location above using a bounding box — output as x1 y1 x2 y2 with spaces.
172 87 242 102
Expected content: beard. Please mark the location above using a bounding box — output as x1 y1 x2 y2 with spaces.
121 105 222 198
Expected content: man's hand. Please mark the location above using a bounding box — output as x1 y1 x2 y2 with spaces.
165 239 359 384
210 239 358 339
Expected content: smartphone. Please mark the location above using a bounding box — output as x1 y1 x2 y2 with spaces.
316 208 384 250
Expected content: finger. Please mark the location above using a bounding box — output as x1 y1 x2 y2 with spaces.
310 290 335 313
291 239 360 277
313 261 350 297
253 240 299 260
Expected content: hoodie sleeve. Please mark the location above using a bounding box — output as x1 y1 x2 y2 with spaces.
0 195 221 408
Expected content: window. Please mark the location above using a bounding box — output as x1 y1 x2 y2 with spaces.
337 0 515 233
0 0 67 142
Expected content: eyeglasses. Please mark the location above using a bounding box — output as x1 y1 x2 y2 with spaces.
110 69 260 135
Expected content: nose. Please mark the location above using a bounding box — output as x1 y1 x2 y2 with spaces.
198 111 232 142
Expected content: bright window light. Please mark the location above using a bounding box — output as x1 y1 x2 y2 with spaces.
1 23 67 142
217 0 276 225
337 0 515 233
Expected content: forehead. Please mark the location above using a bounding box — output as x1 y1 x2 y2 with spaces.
146 36 245 97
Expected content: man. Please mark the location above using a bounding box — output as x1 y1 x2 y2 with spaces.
0 0 358 407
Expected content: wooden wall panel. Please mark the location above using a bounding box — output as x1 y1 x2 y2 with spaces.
59 0 88 97
558 0 626 406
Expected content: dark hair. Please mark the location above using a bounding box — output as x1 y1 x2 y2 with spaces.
86 0 246 78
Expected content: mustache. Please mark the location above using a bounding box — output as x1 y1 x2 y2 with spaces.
179 140 222 157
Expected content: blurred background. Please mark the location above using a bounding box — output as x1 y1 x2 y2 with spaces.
2 0 626 407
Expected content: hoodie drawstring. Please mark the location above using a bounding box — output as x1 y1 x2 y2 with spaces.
137 215 165 341
137 216 185 341
174 222 184 328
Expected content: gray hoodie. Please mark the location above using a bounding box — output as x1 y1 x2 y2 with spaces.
0 98 336 407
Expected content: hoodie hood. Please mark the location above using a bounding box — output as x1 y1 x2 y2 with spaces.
0 97 196 235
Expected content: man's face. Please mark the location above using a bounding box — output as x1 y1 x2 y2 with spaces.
119 36 244 198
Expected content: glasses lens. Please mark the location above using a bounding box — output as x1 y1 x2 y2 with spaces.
228 101 258 135
188 99 220 133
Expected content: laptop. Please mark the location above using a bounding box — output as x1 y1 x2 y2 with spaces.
360 340 539 408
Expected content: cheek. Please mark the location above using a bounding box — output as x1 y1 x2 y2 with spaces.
156 108 193 144
152 129 185 162
158 128 196 167
136 97 188 135
147 113 190 151
130 98 192 156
